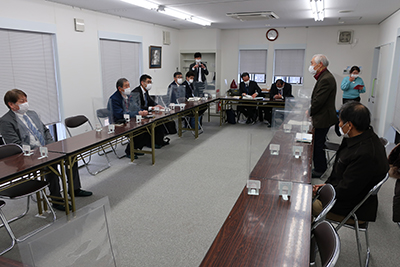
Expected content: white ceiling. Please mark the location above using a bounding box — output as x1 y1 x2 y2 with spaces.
46 0 400 29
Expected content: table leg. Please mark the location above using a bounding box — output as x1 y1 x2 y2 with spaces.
178 115 182 137
195 107 199 139
59 159 70 215
151 123 155 165
208 102 210 122
68 156 75 213
130 132 134 163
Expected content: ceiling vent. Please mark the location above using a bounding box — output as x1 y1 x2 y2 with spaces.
226 11 279 21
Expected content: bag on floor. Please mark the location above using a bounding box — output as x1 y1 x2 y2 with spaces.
226 109 236 124
164 120 177 135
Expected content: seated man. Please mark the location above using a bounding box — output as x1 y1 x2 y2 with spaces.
168 71 186 104
261 79 294 125
0 89 92 211
107 78 149 159
182 71 206 129
238 72 261 124
132 74 169 148
313 102 389 223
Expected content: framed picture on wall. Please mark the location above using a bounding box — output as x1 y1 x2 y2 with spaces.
149 46 162 68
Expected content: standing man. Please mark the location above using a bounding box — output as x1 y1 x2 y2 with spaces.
308 54 338 178
189 52 209 97
238 72 262 124
107 78 149 159
0 89 92 211
132 74 167 148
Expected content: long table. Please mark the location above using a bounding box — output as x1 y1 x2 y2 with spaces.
200 112 314 266
0 148 69 214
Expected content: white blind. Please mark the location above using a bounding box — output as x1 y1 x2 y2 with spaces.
239 50 267 74
100 39 141 104
274 49 305 76
0 29 60 125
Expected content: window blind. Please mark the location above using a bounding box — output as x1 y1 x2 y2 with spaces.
100 39 141 104
239 50 267 74
0 29 60 125
274 49 305 77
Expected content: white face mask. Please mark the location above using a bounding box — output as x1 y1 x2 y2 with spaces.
177 78 183 85
277 86 283 90
189 79 194 84
351 74 359 78
16 102 29 114
339 122 350 138
195 59 201 63
145 83 152 91
124 87 131 95
309 65 317 75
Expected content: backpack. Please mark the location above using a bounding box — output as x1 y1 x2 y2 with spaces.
226 109 236 124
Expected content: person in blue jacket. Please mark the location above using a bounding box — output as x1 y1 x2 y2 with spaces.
341 66 366 104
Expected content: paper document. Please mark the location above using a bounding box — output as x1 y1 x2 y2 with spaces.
295 133 313 143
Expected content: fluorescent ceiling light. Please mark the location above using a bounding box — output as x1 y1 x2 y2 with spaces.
121 0 158 10
310 0 324 21
121 0 212 26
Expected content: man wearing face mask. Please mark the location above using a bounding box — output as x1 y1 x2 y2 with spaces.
168 72 185 104
189 52 209 97
238 72 262 124
182 71 206 129
107 78 149 159
312 102 389 223
132 74 167 148
0 89 92 211
308 54 338 178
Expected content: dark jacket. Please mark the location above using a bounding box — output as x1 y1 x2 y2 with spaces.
269 83 293 100
239 81 261 96
167 81 187 104
107 90 140 123
0 110 54 148
182 80 195 99
387 143 400 222
189 62 209 82
132 86 157 110
326 127 389 221
310 69 338 128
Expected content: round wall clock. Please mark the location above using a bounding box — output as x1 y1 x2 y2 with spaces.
266 28 279 41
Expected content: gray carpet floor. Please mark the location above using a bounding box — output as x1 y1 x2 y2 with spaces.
1 115 400 266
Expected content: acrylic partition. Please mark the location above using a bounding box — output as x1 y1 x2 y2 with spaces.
18 197 119 267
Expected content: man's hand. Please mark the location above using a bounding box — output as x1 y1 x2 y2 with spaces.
242 93 247 96
349 76 355 82
200 64 206 69
194 64 199 69
139 110 148 116
274 94 283 100
312 184 325 196
155 104 163 109
251 93 258 98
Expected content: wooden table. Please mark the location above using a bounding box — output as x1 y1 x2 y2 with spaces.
200 179 312 267
0 148 68 215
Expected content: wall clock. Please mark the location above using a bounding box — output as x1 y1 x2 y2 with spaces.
266 28 278 41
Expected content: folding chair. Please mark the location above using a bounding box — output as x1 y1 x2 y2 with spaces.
327 173 389 267
0 144 56 255
311 220 341 267
64 115 111 175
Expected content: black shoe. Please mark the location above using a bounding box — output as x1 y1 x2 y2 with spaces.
53 203 72 211
312 170 324 178
74 189 93 197
246 118 252 124
135 152 144 156
125 153 138 159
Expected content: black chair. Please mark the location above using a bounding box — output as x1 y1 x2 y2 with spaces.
311 220 341 267
0 144 56 255
313 184 337 227
327 173 389 267
64 115 111 175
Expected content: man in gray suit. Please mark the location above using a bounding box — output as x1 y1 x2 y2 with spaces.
0 89 92 211
308 54 338 178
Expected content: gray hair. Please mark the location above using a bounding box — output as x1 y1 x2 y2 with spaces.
312 54 329 67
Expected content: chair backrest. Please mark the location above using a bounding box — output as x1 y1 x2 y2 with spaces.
313 184 337 227
64 115 93 137
0 144 23 160
379 137 389 148
96 108 109 119
313 220 340 267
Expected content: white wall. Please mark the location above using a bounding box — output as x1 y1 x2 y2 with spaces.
0 0 180 134
376 10 400 139
219 25 380 110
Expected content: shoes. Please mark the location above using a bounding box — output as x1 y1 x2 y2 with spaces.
246 118 252 124
74 189 93 197
312 170 324 178
135 152 144 156
53 203 72 211
125 154 138 159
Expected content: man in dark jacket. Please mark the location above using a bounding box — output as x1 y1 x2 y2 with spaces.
238 72 262 124
313 102 389 222
308 54 338 178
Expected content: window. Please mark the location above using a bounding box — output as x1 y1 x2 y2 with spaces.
0 29 60 125
274 49 305 84
239 50 267 83
99 39 141 104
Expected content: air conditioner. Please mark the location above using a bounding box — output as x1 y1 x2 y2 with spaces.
226 11 279 21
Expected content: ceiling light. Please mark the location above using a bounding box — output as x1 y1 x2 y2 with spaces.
121 0 211 26
310 0 324 21
121 0 158 10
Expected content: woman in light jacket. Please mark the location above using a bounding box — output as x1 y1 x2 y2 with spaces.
341 65 366 104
